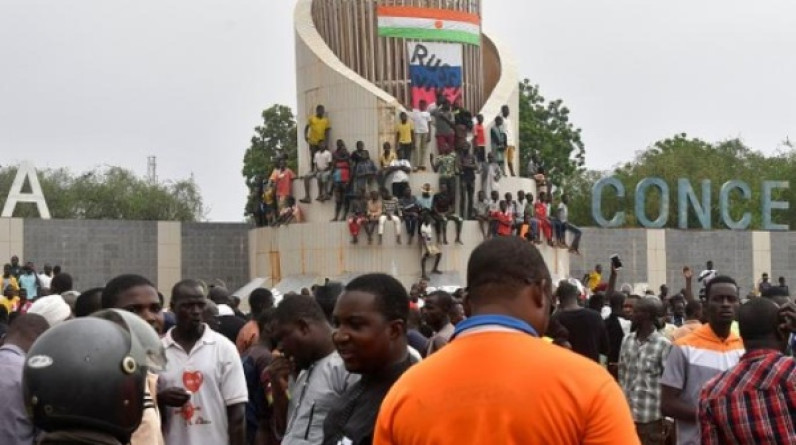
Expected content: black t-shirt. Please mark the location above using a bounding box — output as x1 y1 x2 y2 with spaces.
552 308 609 363
322 357 415 445
217 315 246 345
605 314 625 365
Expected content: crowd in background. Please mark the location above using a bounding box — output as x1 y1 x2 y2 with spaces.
2 240 796 445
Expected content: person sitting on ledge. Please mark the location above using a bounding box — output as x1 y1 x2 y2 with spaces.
274 196 300 227
473 190 490 239
347 189 367 244
420 213 442 281
378 142 397 191
353 145 378 194
386 145 412 200
399 187 421 246
379 190 402 245
365 190 383 245
431 183 463 245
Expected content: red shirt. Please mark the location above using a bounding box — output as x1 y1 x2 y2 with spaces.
491 210 513 236
269 168 295 198
474 123 486 146
699 349 796 444
534 202 548 219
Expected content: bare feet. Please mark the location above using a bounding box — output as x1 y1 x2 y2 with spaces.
300 198 311 204
432 269 442 274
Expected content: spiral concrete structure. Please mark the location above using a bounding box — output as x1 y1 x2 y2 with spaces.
248 0 569 290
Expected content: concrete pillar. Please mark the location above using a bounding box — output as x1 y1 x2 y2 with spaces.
157 222 182 299
646 229 667 289
752 231 772 293
0 218 24 264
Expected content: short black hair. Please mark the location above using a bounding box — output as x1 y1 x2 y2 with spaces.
685 300 703 318
75 287 104 317
273 294 327 325
739 298 780 342
467 237 551 299
51 273 73 295
557 282 580 303
609 291 626 311
208 286 231 305
705 275 738 298
101 274 155 309
249 288 275 313
314 282 344 322
426 290 454 313
344 273 409 323
171 279 205 305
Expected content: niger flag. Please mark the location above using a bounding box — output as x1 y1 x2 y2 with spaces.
377 6 481 46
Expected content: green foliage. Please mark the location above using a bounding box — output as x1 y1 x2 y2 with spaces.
0 166 204 221
518 79 586 186
568 133 796 229
241 104 298 216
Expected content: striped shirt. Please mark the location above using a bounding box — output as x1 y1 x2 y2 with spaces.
618 331 672 423
660 323 744 445
699 349 796 444
382 198 401 216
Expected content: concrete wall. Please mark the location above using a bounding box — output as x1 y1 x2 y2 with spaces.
570 227 779 295
181 222 250 292
24 219 158 290
3 218 250 296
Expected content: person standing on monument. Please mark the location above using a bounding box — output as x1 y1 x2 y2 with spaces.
411 100 432 170
501 105 516 177
395 112 415 164
431 100 455 155
304 105 331 172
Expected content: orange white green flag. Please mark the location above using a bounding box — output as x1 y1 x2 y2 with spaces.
377 6 481 46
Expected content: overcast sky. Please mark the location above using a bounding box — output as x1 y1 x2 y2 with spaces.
2 0 795 221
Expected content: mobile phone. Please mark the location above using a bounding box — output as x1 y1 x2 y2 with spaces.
610 254 623 270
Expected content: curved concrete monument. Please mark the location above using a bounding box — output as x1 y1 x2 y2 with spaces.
248 0 569 290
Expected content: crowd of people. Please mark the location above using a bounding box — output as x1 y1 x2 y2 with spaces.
0 240 794 445
249 98 584 278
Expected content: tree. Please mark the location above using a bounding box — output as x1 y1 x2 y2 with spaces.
518 79 586 187
241 104 298 216
0 165 204 221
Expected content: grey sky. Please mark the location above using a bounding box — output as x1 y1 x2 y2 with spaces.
2 0 795 221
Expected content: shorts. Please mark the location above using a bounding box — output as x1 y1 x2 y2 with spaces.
507 145 516 164
424 243 441 256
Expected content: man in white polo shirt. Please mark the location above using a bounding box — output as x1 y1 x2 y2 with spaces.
159 279 248 445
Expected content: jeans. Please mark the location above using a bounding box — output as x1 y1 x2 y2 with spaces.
404 215 419 236
459 180 474 218
564 222 582 250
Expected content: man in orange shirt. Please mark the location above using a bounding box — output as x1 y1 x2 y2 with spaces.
374 237 639 445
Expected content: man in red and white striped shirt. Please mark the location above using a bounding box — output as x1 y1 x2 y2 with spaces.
698 298 796 444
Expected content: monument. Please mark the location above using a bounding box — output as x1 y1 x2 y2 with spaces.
248 0 569 291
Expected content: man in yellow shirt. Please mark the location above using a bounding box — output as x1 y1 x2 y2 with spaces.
1 264 19 294
395 112 415 165
582 264 603 292
304 104 331 172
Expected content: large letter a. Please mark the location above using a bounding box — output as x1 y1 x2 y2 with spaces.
1 162 51 219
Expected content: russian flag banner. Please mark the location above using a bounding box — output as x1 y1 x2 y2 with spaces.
378 6 481 46
407 42 463 109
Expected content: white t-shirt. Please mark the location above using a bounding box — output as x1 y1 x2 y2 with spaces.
389 159 411 183
557 203 569 223
37 273 52 290
160 325 248 445
501 116 515 145
420 222 434 242
314 150 332 171
411 109 432 134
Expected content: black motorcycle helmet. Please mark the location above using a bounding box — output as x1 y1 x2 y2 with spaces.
23 318 147 443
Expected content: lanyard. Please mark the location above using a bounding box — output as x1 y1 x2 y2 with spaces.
452 314 539 340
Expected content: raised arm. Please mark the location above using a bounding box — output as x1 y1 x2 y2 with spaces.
683 267 695 301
